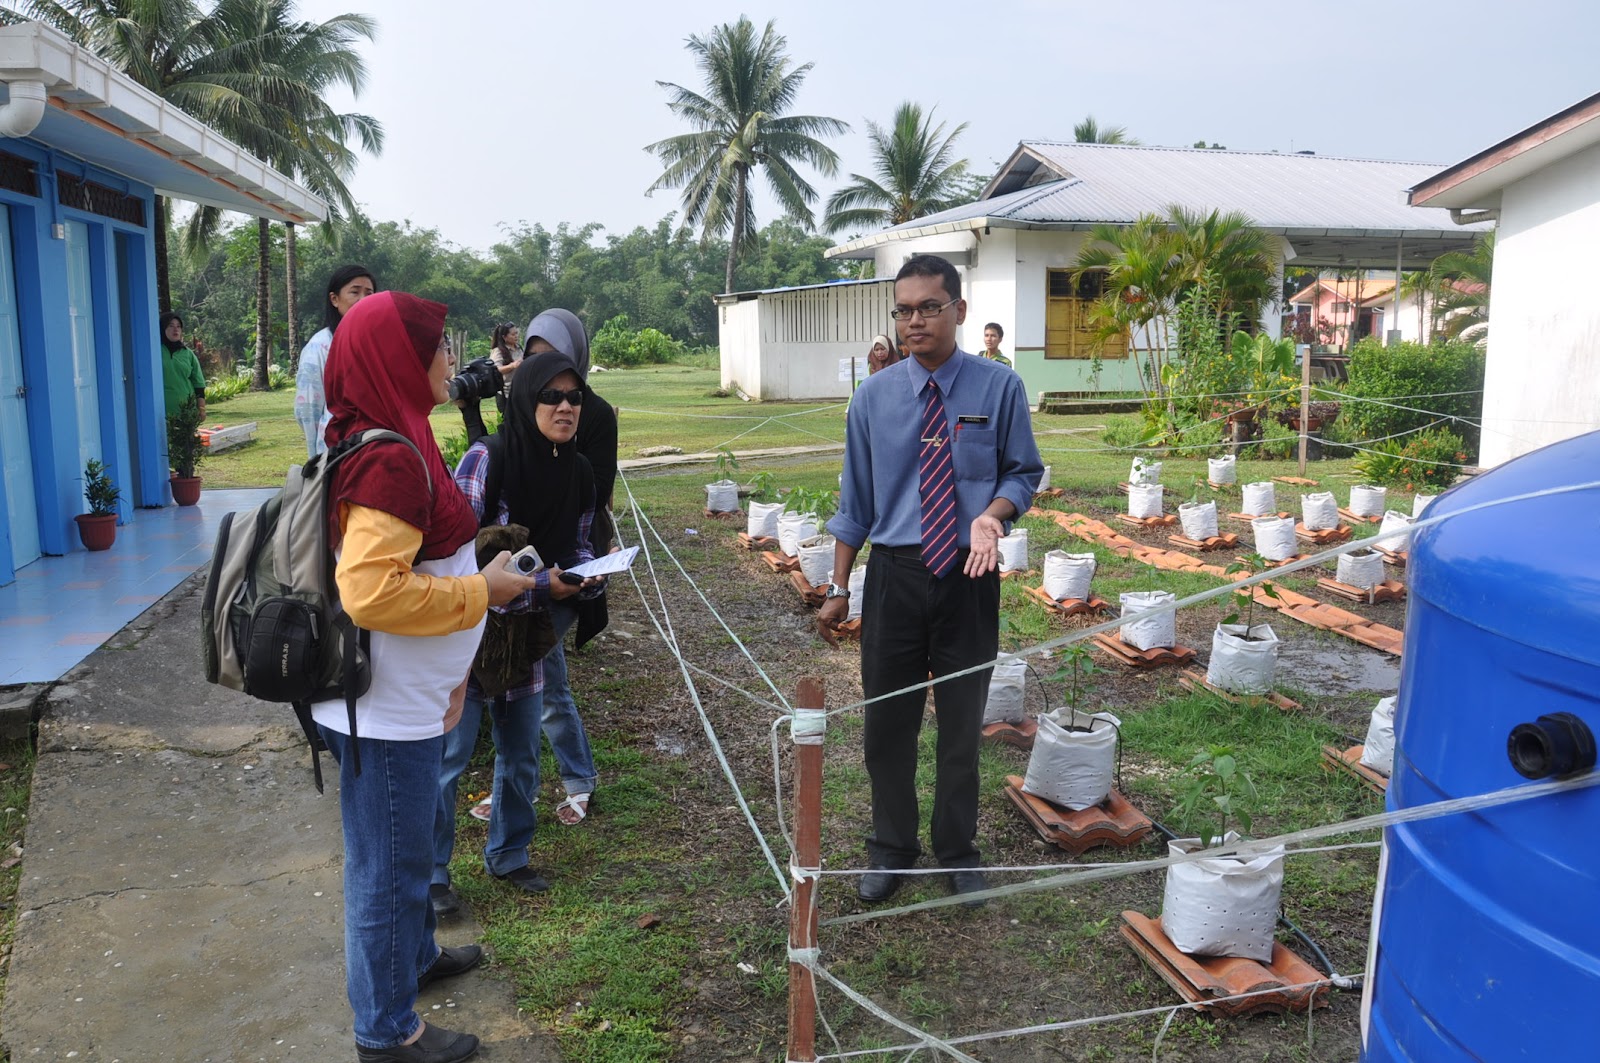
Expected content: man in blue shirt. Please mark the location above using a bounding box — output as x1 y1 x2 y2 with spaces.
820 254 1043 905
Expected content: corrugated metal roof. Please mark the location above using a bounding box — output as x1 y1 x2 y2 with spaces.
948 142 1477 234
1008 142 1470 232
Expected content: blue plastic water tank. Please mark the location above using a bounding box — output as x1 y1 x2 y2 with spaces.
1362 430 1600 1061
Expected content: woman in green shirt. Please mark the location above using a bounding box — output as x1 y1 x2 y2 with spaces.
160 312 206 419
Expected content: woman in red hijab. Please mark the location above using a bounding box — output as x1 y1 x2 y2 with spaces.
314 291 537 1063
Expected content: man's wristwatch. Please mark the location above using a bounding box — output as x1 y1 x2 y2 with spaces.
825 582 851 600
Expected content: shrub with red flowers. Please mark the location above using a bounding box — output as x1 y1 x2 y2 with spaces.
1352 428 1465 490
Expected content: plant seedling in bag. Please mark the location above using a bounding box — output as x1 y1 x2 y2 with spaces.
1223 552 1279 639
1172 745 1258 849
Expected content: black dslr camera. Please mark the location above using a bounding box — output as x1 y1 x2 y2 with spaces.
447 357 504 403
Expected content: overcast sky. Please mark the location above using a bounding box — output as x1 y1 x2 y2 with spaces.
293 0 1598 253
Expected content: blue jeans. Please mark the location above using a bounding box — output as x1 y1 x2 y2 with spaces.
318 726 441 1050
435 689 545 882
542 601 599 797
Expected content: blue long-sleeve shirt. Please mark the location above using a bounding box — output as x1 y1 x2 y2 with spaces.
829 349 1042 550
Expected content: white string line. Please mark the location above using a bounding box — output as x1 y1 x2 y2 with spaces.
618 469 793 714
805 961 985 1063
613 493 793 897
1335 440 1476 469
812 974 1348 1061
824 478 1600 719
821 768 1600 927
803 841 1378 881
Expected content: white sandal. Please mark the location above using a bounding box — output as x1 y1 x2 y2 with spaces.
555 792 591 825
468 796 493 821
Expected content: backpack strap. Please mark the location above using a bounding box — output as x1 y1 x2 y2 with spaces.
292 699 326 794
480 432 506 528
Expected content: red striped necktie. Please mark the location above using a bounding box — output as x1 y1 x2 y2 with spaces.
919 380 958 577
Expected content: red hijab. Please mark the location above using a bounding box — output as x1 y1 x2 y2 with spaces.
323 291 478 560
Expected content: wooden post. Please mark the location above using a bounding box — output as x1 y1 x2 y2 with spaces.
1297 335 1312 476
787 678 825 1063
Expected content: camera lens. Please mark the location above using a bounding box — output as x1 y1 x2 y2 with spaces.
447 358 505 403
515 553 536 574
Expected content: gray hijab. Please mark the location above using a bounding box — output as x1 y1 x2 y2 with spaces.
525 309 591 380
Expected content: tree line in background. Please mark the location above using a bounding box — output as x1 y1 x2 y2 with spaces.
169 212 845 371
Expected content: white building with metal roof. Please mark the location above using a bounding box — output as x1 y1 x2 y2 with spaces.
0 21 326 584
817 142 1485 402
1410 91 1599 469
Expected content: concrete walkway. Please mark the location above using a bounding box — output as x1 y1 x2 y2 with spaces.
2 575 563 1062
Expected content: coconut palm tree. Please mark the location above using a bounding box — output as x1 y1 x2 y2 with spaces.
646 16 848 293
821 102 969 235
6 0 380 357
1428 230 1494 342
1164 205 1279 324
1074 115 1139 145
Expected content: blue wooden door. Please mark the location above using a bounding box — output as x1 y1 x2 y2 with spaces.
0 207 39 571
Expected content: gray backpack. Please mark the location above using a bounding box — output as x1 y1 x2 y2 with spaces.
201 430 429 791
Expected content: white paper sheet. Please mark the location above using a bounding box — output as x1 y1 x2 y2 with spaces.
564 546 640 579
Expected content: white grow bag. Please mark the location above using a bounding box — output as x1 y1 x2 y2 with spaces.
1205 623 1281 695
1130 457 1163 485
1376 510 1414 551
705 479 740 513
1038 465 1052 492
1349 484 1388 517
982 656 1029 726
1178 501 1218 541
1361 695 1398 776
1412 493 1436 519
1043 551 1096 602
1251 516 1296 561
1119 590 1176 651
1336 550 1386 589
1021 708 1122 811
1161 833 1286 961
746 500 784 539
1241 481 1277 517
846 565 866 622
1208 455 1237 485
1128 482 1164 519
796 534 835 587
998 528 1030 573
777 513 818 557
1300 492 1339 531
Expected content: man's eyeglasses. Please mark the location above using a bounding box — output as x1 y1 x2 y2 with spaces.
889 298 959 321
537 388 585 407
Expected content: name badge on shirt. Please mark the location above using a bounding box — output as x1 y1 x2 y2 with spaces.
956 415 989 425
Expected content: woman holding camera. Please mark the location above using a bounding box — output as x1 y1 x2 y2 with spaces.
432 351 603 910
316 290 538 1063
295 264 376 457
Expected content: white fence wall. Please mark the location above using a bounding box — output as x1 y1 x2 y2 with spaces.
1481 140 1600 467
717 298 762 396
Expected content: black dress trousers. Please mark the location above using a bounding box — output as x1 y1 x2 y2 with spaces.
859 544 1000 869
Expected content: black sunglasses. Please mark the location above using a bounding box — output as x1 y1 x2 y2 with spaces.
537 388 584 407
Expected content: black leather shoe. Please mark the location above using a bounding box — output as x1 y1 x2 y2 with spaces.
948 868 989 907
493 865 551 893
418 944 482 992
355 1022 480 1063
858 867 904 903
428 883 460 917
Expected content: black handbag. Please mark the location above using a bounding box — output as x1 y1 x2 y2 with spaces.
471 524 558 698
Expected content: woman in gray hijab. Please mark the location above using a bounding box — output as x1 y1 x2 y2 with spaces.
521 309 616 824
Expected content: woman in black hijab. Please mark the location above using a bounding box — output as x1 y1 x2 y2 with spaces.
432 351 603 909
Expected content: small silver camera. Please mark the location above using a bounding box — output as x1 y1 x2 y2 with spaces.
507 545 544 574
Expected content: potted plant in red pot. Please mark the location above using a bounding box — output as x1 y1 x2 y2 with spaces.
75 458 120 551
167 396 205 506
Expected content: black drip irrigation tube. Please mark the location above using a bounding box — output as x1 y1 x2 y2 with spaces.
1147 819 1360 990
